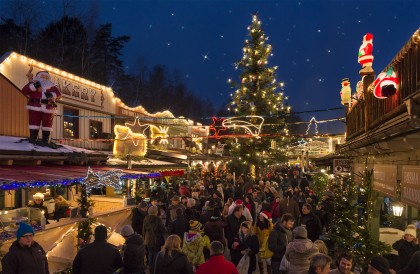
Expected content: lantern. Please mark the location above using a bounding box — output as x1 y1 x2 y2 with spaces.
391 201 404 217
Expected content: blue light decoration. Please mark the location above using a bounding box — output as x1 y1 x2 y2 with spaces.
0 169 185 191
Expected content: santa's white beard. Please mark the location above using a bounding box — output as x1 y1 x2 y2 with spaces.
39 79 54 89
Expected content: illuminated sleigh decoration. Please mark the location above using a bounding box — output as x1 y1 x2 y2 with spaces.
223 115 264 137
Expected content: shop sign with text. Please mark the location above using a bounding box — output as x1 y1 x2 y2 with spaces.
373 164 397 197
401 165 420 208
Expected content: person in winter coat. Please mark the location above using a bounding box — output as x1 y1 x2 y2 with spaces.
170 208 190 242
231 221 259 274
182 220 205 268
72 225 123 274
27 192 49 225
298 203 323 242
254 211 274 274
53 195 70 221
1 223 49 274
143 206 167 273
196 241 239 274
167 196 186 229
226 205 247 257
396 250 420 274
392 224 419 270
120 225 146 274
228 199 253 223
155 234 193 274
204 209 227 247
278 191 300 220
285 226 318 274
131 201 148 236
270 196 281 224
268 213 294 274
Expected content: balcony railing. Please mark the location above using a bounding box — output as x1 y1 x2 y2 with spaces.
346 29 420 140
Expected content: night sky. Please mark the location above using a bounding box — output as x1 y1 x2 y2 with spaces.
3 0 420 134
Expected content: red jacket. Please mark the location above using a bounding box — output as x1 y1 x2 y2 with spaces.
196 255 238 274
22 81 61 113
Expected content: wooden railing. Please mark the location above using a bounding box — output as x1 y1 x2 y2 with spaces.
346 29 420 140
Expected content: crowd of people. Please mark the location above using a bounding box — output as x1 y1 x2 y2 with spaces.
1 166 419 274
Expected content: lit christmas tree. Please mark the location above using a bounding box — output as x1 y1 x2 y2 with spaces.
227 13 290 174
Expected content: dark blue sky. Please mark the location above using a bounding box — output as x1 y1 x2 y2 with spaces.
3 0 420 134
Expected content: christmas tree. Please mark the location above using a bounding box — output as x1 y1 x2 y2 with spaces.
226 13 289 174
320 170 391 272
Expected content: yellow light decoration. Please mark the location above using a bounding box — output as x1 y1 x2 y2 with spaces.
150 125 169 145
192 134 203 150
113 117 149 157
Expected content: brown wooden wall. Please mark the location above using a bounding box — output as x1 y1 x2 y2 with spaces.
0 74 28 137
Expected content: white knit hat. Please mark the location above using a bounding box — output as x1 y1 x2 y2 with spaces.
404 224 417 237
120 225 135 237
33 192 44 200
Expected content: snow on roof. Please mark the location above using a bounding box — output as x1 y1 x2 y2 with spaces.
0 136 102 154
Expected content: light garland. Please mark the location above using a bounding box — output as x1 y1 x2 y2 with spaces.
305 117 319 136
222 115 264 137
150 125 169 145
0 169 185 190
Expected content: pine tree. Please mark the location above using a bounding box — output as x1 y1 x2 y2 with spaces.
227 13 289 174
319 170 391 272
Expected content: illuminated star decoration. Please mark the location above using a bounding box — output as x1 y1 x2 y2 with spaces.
83 167 124 194
150 125 169 145
124 116 150 146
209 116 227 139
223 115 264 137
306 117 319 136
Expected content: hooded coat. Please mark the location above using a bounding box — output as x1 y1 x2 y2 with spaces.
204 217 227 245
122 234 146 274
1 240 49 274
143 214 166 248
182 231 205 266
154 250 193 274
285 238 318 274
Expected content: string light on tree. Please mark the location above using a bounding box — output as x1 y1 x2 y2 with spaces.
225 13 290 173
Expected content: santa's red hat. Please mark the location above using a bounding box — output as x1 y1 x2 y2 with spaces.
234 199 243 205
364 33 373 41
260 211 271 220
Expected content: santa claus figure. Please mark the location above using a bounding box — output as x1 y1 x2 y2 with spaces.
22 71 61 147
358 33 374 75
340 78 351 106
373 67 398 99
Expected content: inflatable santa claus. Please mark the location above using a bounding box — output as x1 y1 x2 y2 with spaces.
358 33 374 76
22 71 61 147
373 67 398 99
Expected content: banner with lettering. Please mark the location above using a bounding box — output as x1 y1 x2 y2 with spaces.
373 164 397 197
401 165 420 208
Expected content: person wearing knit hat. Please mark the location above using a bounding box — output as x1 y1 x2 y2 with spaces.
368 256 390 274
255 211 274 274
120 225 135 237
73 225 123 274
182 220 205 267
28 192 49 225
142 203 166 273
231 221 259 274
120 225 146 274
293 225 308 239
392 224 419 270
131 200 148 236
285 225 318 273
1 222 50 274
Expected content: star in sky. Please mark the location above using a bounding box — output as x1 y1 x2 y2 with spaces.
202 53 210 61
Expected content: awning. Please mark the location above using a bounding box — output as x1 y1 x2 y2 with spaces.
0 165 148 183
